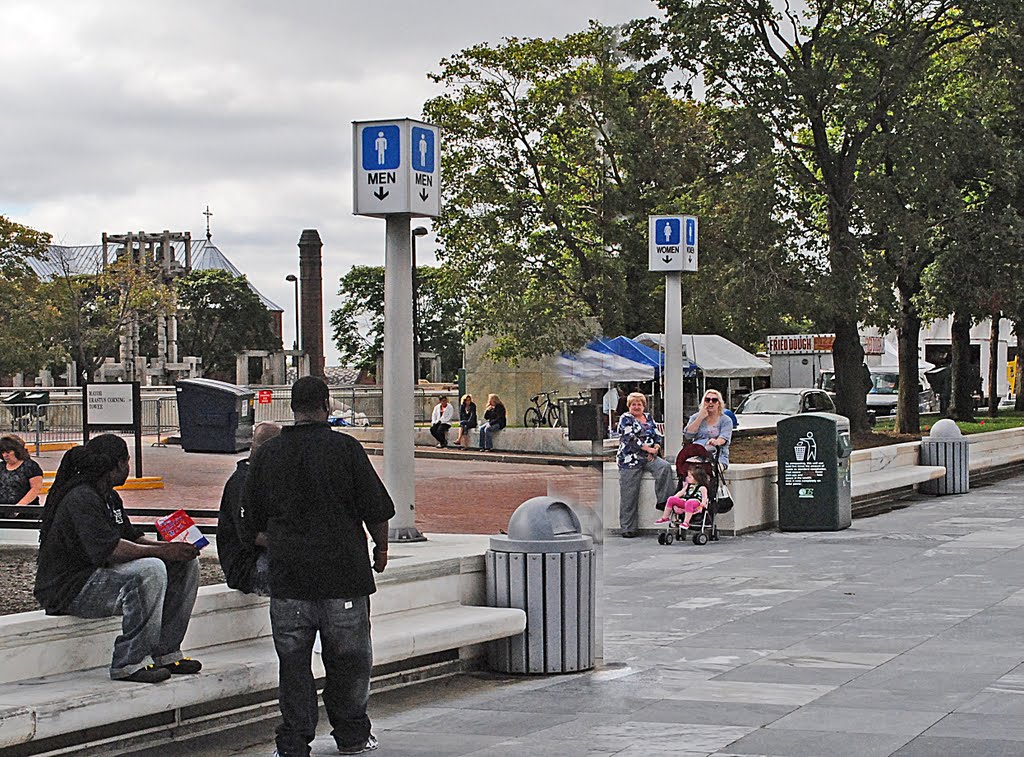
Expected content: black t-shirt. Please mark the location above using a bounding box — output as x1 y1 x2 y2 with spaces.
0 458 44 506
34 485 144 613
217 459 260 593
241 422 395 600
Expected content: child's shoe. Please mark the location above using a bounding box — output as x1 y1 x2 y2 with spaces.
655 516 670 524
679 522 690 530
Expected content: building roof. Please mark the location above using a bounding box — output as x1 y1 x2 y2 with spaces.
28 239 283 312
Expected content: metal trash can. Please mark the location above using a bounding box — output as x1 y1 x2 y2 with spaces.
175 379 255 453
919 418 969 494
486 497 595 674
777 413 852 531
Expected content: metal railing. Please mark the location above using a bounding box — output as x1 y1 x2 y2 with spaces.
0 386 457 452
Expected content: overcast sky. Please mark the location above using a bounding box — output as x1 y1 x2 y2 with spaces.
2 0 660 364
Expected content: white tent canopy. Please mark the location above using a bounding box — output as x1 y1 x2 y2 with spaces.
634 333 772 378
554 348 656 384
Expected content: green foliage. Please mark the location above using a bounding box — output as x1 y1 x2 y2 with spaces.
175 269 279 377
0 216 50 279
43 253 175 384
424 24 806 361
0 217 60 375
330 265 464 378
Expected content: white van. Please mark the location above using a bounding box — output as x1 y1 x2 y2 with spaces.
818 367 939 416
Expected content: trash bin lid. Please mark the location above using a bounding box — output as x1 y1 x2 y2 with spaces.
175 378 254 397
489 496 593 553
927 418 964 439
2 391 26 404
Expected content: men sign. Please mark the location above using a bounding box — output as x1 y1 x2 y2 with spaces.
352 119 441 218
648 215 698 272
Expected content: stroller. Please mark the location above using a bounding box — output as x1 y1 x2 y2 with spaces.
657 443 729 546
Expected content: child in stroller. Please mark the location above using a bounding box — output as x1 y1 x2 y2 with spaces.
656 462 710 529
657 443 723 546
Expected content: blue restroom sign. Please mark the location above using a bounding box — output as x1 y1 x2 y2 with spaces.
648 215 698 272
362 125 401 171
353 119 441 218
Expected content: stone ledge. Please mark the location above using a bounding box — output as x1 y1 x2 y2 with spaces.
851 465 946 498
0 604 525 749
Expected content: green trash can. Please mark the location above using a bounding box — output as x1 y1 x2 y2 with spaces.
777 412 852 531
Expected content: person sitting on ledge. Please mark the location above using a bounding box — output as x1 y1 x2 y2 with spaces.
217 421 282 596
33 434 202 684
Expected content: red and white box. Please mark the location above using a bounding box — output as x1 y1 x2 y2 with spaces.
154 509 209 550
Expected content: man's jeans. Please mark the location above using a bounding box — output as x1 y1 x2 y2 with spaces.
271 596 372 757
66 557 200 679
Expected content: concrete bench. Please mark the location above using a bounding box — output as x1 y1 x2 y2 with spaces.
346 426 597 456
0 535 525 751
851 465 946 498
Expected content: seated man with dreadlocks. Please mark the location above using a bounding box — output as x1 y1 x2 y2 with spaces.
34 434 203 684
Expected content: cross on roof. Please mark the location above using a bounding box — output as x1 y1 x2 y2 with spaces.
203 205 213 241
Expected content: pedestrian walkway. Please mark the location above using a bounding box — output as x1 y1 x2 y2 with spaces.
138 472 1024 757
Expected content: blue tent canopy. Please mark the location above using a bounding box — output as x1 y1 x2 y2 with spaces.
586 336 697 378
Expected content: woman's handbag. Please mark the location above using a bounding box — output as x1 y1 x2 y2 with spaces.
716 480 735 513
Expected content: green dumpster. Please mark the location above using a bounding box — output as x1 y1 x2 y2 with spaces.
777 412 852 531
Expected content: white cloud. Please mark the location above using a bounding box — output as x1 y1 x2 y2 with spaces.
2 0 659 362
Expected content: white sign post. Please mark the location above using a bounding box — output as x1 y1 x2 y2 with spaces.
82 382 143 478
649 216 699 457
353 119 441 543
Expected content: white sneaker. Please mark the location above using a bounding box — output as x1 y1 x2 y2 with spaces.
337 734 378 754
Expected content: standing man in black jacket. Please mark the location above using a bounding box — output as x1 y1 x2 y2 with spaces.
217 421 281 595
241 377 394 757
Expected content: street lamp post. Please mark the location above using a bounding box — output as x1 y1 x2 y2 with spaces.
285 274 299 370
411 226 429 384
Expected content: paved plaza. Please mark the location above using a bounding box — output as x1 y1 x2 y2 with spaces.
133 468 1024 757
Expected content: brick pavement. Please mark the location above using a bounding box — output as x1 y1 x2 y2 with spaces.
41 441 600 536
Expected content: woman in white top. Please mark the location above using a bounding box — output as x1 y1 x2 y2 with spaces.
429 396 456 448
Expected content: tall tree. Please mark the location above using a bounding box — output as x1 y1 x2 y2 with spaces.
43 251 172 384
330 265 464 379
652 0 1006 431
0 217 60 376
424 24 804 362
175 269 279 379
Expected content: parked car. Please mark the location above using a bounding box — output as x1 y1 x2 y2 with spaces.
732 388 837 429
819 367 939 416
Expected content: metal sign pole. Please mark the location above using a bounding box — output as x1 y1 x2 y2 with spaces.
383 214 424 542
354 118 439 543
664 273 684 457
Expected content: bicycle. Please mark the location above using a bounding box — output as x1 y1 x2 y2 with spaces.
523 390 561 428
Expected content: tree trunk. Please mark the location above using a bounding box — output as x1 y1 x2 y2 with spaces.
988 312 1000 417
832 318 870 432
894 311 921 435
948 311 975 422
824 181 869 433
893 277 922 434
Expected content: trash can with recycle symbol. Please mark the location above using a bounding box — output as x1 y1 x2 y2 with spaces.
777 413 852 531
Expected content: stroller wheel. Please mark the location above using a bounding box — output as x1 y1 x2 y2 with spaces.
665 532 674 545
657 532 666 545
693 532 709 546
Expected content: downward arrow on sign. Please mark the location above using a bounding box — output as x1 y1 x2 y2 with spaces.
374 187 389 201
662 256 673 264
419 189 429 202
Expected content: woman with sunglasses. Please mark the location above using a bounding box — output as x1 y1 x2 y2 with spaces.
684 389 734 469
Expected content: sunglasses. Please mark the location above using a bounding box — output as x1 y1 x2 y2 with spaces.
703 397 720 403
